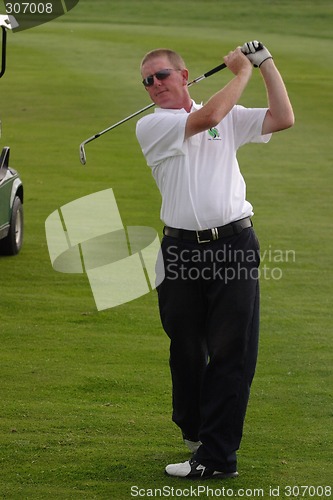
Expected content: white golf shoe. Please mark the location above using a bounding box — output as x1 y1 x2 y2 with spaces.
165 457 239 479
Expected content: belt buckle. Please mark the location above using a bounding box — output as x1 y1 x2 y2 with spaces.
196 227 218 244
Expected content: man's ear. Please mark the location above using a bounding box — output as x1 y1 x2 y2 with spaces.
181 69 189 86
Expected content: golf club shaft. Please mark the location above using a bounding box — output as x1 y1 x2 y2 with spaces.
82 103 155 145
79 62 227 164
188 62 226 86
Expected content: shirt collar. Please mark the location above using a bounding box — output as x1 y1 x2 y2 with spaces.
154 100 202 114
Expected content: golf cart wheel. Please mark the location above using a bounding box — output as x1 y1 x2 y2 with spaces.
0 196 23 255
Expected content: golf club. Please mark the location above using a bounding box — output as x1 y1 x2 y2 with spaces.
79 62 227 165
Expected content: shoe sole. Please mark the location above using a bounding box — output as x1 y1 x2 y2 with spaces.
165 470 239 480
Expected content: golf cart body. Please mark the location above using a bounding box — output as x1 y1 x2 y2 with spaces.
0 146 23 254
0 14 23 255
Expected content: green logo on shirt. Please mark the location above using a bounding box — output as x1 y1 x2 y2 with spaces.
208 127 221 140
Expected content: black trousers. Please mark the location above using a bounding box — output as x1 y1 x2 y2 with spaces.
157 226 260 472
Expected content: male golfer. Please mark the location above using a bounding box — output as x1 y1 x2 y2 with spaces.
136 41 294 479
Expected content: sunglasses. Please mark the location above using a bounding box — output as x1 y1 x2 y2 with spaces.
142 68 180 87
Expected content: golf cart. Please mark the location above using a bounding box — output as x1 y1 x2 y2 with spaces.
0 14 23 255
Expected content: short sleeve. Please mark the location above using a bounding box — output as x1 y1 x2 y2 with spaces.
232 105 271 149
136 111 188 167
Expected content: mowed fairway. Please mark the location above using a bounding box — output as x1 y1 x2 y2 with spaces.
0 0 332 498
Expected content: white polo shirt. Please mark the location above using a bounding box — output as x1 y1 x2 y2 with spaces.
136 101 271 230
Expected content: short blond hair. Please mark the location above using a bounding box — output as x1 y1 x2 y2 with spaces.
140 49 186 71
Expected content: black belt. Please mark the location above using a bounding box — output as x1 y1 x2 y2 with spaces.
163 217 252 244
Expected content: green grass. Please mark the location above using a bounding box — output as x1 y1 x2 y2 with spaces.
0 0 332 498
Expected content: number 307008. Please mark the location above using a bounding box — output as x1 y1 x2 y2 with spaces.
5 3 53 14
284 485 332 497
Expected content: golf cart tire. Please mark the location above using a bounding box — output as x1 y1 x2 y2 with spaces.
0 196 23 255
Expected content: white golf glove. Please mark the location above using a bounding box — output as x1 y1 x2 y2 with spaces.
241 41 272 68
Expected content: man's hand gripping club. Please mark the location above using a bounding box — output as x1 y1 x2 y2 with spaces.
241 40 273 67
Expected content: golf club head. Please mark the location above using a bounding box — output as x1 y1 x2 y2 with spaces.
79 143 87 165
